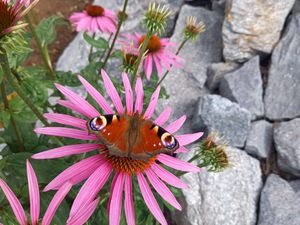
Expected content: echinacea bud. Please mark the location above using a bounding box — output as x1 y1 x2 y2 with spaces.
184 16 205 41
143 2 171 34
123 52 138 73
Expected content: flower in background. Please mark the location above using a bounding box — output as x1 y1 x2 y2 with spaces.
33 69 203 225
120 33 183 80
184 16 205 41
0 160 72 225
69 3 117 33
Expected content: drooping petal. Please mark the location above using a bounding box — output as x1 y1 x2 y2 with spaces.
165 115 186 134
134 77 144 114
44 113 87 130
55 83 99 118
122 72 134 113
151 164 188 190
101 69 124 114
176 132 204 146
154 107 172 126
78 75 114 114
107 171 119 216
124 174 135 225
0 180 27 225
34 127 98 141
145 169 181 210
137 173 167 225
109 173 124 225
144 55 153 80
67 197 100 225
32 143 101 160
153 54 163 76
57 100 88 117
42 182 72 225
157 154 201 172
26 160 40 225
143 86 161 119
44 155 105 191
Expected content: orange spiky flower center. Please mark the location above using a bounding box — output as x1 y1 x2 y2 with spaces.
0 1 16 36
101 149 157 174
138 35 162 53
85 4 104 17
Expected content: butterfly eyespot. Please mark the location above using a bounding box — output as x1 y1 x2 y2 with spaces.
161 132 177 149
89 116 107 131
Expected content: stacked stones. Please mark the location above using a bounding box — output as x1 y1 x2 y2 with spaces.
56 0 300 224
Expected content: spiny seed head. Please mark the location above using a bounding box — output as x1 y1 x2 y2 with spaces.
143 2 171 34
184 16 205 41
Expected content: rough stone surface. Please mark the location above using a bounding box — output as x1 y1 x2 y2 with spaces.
177 147 263 225
245 120 273 158
193 95 251 148
212 0 226 15
264 15 300 120
258 174 300 225
219 56 264 119
170 5 223 87
223 0 295 62
274 118 300 176
56 0 184 72
293 0 300 14
205 62 239 90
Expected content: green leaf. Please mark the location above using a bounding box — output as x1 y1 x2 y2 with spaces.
0 110 10 128
83 32 109 49
56 71 81 87
35 16 68 46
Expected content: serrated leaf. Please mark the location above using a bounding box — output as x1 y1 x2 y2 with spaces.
83 32 109 49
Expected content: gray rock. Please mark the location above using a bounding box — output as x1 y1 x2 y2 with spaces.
219 56 264 119
223 0 295 62
245 120 273 158
177 147 262 225
274 118 300 176
206 62 239 90
264 15 300 120
171 5 223 88
212 0 226 15
56 0 184 72
293 0 300 14
258 174 300 225
193 95 251 148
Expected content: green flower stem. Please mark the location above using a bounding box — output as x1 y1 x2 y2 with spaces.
154 38 189 89
0 82 24 152
131 32 152 85
88 33 96 62
102 0 129 69
25 14 56 80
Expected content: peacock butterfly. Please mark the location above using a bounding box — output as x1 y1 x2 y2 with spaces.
87 113 179 161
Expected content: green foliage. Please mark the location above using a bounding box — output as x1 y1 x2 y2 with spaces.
83 32 109 49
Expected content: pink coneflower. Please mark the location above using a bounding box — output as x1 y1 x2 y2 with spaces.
121 33 184 80
69 3 117 33
0 160 74 225
0 0 39 37
33 69 203 225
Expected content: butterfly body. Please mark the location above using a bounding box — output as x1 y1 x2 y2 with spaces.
87 114 179 161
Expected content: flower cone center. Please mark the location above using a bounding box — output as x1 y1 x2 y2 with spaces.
124 53 138 66
101 149 156 174
139 35 161 53
0 1 14 35
85 4 104 17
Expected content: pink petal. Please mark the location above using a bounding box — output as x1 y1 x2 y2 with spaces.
78 75 114 114
101 69 124 114
144 55 153 80
175 146 189 153
67 197 100 225
157 154 201 172
0 180 27 225
176 132 204 146
109 173 124 225
122 72 134 114
107 171 119 216
32 143 101 160
153 54 163 76
151 163 188 189
90 17 98 32
165 115 186 134
134 77 144 114
124 174 135 225
26 160 40 225
57 100 88 117
154 107 172 126
69 162 112 217
34 127 97 141
55 83 99 119
44 113 87 130
42 182 72 225
43 155 105 191
143 87 161 119
76 16 92 32
145 169 181 210
137 173 167 225
101 17 117 33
